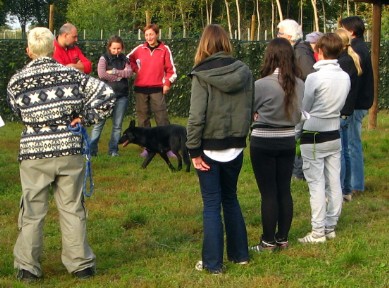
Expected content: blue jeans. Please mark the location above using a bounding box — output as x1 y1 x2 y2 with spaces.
90 96 129 155
196 153 249 272
348 109 367 191
340 117 352 195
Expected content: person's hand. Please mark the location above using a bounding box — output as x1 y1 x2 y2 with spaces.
163 85 170 95
253 112 259 121
70 117 82 127
191 156 210 171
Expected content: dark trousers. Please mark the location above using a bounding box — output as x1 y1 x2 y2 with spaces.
196 153 249 272
250 146 295 242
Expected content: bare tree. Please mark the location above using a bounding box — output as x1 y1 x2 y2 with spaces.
321 0 327 32
275 0 283 21
235 0 241 40
256 0 261 40
311 0 319 31
224 0 233 38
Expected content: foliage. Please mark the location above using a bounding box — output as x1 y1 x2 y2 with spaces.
67 0 122 36
0 114 389 287
2 39 389 120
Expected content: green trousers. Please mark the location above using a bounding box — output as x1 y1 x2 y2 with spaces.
14 155 95 277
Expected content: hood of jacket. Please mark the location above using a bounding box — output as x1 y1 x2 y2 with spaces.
190 52 252 94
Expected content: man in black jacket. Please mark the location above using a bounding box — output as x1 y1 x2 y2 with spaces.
340 16 374 194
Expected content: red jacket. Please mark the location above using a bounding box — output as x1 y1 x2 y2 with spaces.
127 42 177 88
53 40 92 74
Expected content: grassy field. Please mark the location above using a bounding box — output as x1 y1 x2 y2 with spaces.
0 113 388 288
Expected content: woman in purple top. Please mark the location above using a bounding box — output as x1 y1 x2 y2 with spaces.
90 35 133 156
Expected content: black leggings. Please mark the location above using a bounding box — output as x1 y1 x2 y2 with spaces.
250 146 295 242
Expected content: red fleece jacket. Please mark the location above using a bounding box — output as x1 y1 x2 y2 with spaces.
53 40 92 74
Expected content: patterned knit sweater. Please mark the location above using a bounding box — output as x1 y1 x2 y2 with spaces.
7 57 115 161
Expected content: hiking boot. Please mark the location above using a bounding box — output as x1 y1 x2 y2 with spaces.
194 260 222 274
298 232 326 244
17 269 40 282
73 267 95 279
110 152 119 157
250 240 277 252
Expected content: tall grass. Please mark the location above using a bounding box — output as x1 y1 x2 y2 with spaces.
0 113 388 288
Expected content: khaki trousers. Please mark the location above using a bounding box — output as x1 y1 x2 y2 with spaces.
14 155 95 277
135 92 170 127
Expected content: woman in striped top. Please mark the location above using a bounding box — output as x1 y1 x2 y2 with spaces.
250 38 304 252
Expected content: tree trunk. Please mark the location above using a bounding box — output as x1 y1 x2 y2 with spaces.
235 0 241 40
321 0 326 32
271 0 275 39
275 0 283 21
224 0 233 38
369 3 382 129
300 0 303 29
311 0 319 31
178 2 187 37
256 0 261 40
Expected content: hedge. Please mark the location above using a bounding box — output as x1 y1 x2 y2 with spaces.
1 39 388 120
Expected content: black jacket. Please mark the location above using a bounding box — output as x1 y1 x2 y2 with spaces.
351 38 374 110
338 50 358 116
294 39 316 81
103 52 129 98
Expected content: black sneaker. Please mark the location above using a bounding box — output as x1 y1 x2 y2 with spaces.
17 269 40 282
73 267 95 279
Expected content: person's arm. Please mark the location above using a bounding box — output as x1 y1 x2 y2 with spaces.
127 46 140 73
78 74 116 125
186 75 208 159
163 45 177 94
69 46 92 74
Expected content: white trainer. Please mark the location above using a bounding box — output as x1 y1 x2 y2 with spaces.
298 232 326 243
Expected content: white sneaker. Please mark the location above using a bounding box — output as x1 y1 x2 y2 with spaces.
325 229 336 239
195 260 203 271
298 232 326 244
343 194 352 202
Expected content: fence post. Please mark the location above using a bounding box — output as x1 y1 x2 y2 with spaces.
118 29 121 37
101 29 103 40
265 30 267 41
83 29 86 40
138 29 141 40
160 29 162 39
247 28 250 41
169 27 172 39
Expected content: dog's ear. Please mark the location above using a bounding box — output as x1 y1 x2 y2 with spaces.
130 120 135 128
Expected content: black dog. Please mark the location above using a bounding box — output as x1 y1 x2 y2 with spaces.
118 120 191 172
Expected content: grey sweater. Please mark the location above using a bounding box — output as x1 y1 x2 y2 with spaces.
302 60 350 132
252 71 304 128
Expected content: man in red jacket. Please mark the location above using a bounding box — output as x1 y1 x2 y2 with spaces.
53 23 92 74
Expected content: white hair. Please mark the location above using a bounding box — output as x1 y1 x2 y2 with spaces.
277 19 303 42
27 27 54 58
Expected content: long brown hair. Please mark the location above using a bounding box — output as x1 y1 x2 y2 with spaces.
260 38 301 120
194 24 232 65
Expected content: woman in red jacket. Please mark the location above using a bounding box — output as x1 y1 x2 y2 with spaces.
127 24 177 157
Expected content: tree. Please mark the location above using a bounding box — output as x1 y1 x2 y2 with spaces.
4 0 37 38
67 0 120 38
235 0 241 39
224 0 233 38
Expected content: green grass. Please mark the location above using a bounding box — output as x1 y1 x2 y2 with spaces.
0 114 389 288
